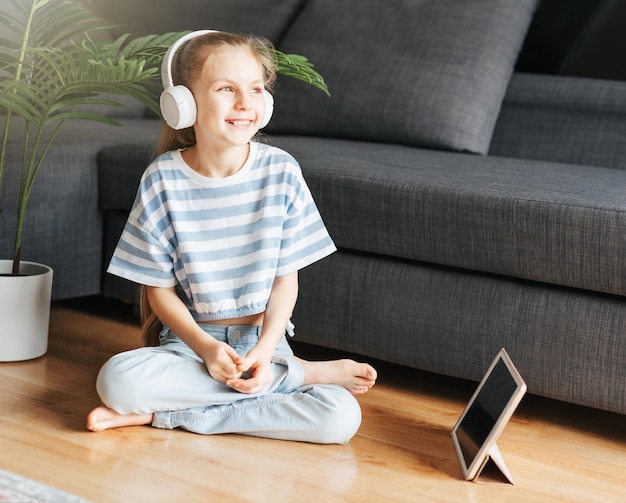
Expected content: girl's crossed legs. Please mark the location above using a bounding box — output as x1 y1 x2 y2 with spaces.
87 325 377 444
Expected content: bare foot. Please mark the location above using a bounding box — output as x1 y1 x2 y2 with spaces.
87 406 153 432
299 358 377 394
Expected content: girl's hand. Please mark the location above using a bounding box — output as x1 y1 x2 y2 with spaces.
226 348 273 394
201 340 246 383
145 286 247 383
224 272 299 394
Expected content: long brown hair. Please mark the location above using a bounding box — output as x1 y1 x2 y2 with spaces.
142 32 277 347
139 286 162 347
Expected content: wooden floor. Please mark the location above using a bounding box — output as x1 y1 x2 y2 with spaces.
1 296 626 502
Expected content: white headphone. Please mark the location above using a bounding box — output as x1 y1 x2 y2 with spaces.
160 30 274 130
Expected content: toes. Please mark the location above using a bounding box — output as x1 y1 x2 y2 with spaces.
363 365 377 381
352 362 377 380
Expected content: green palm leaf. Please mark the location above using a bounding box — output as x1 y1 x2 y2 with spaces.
271 50 330 96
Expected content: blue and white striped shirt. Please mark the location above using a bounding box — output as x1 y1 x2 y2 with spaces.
108 142 336 321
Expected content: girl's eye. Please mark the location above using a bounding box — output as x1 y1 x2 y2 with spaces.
251 87 263 95
219 86 234 93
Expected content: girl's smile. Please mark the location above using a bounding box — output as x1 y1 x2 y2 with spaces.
227 120 253 127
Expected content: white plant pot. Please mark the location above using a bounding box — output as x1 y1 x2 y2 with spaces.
0 260 53 362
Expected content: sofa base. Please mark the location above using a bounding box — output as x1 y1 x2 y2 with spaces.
293 250 626 415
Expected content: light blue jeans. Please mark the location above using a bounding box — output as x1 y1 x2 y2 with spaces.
95 324 362 444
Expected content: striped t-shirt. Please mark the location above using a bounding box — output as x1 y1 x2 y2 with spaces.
108 142 336 321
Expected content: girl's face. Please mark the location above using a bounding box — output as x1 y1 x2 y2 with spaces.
191 46 267 150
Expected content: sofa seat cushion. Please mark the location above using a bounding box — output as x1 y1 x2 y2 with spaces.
269 0 538 154
98 144 157 211
271 136 626 297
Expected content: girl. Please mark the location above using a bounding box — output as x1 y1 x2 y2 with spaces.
87 31 377 444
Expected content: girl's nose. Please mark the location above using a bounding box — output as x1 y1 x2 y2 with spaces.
236 93 251 110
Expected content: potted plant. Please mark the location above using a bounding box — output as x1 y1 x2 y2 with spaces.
0 0 328 361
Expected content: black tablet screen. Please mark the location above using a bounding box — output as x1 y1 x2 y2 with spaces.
456 357 518 468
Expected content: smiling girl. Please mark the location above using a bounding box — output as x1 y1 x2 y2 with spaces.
86 31 376 443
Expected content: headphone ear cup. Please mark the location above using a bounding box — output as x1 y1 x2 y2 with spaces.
160 85 197 130
260 90 274 129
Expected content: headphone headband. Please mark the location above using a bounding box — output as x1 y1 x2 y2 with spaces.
160 30 217 89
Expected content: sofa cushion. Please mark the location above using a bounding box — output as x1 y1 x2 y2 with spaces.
269 0 538 154
90 0 305 43
271 136 626 297
490 73 626 169
98 144 156 211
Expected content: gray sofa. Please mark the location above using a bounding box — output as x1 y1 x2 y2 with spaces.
4 0 626 416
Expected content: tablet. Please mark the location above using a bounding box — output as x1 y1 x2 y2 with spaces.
450 348 527 483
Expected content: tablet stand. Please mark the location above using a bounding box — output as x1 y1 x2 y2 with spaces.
473 443 514 485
